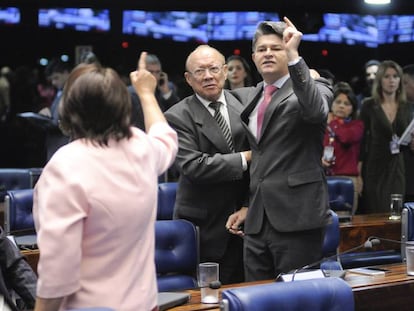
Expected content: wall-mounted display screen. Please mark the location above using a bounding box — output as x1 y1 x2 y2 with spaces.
302 13 414 47
38 8 110 32
122 10 280 42
0 7 20 25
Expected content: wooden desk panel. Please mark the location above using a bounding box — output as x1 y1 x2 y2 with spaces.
21 249 39 275
170 263 414 311
339 213 401 252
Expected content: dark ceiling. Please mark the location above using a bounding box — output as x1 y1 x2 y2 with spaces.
5 0 414 14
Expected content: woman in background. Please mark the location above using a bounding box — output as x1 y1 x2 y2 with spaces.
33 52 178 311
224 55 254 90
359 60 413 214
322 82 364 213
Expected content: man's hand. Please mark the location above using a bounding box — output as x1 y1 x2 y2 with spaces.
283 16 302 61
225 207 248 237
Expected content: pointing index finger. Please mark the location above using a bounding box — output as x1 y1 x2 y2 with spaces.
138 51 147 70
283 16 296 29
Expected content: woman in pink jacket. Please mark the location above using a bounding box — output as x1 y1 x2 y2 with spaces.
33 52 178 311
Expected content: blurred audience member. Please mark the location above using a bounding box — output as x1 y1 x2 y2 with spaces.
38 58 72 161
0 67 11 122
224 55 254 90
359 60 413 214
128 53 180 130
356 59 380 109
402 64 414 202
318 69 336 86
33 53 177 311
322 82 364 213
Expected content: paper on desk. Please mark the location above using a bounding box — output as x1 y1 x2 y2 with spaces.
279 269 326 282
398 118 414 145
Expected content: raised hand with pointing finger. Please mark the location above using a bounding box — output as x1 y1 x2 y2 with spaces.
129 51 168 132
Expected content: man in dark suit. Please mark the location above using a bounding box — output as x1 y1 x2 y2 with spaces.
165 45 251 284
128 54 180 130
226 17 333 281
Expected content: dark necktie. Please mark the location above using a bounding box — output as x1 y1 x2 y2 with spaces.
209 102 234 152
257 85 278 139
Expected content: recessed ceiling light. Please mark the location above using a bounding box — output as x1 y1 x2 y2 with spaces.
364 0 391 4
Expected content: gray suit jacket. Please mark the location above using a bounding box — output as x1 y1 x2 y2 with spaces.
165 90 249 259
232 59 333 234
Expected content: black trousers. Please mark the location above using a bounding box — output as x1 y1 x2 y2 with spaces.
244 216 324 282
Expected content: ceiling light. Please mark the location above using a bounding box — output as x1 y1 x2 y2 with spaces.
364 0 391 4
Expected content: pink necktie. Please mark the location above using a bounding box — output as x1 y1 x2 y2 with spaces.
257 84 278 138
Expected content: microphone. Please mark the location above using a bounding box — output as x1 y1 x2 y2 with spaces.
328 199 352 210
198 281 222 290
285 237 380 282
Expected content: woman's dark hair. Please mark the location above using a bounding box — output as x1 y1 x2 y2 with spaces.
224 55 254 89
59 63 132 146
332 81 359 120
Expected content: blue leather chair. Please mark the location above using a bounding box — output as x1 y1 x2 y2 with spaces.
401 202 414 261
323 210 340 258
0 169 33 202
327 176 354 221
4 189 37 248
320 210 342 271
221 278 354 311
157 182 177 220
155 219 198 291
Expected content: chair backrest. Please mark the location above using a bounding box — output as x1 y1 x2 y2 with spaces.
401 202 414 261
4 189 35 235
0 168 42 202
326 176 354 219
220 278 354 311
0 169 32 202
157 182 177 220
155 219 199 291
322 209 340 258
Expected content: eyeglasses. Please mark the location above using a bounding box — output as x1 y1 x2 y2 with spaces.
188 65 223 79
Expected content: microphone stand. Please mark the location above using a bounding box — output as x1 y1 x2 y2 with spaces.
288 238 377 282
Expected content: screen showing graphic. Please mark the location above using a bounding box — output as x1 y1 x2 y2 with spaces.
122 10 280 42
38 8 110 32
302 13 414 47
0 7 20 25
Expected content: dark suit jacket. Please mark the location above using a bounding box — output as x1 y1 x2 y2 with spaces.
165 91 250 259
128 83 180 130
232 59 333 235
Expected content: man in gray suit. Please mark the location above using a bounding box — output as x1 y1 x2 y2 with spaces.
165 45 250 284
226 17 333 281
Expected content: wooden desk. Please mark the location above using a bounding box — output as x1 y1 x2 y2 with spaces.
170 263 414 311
339 213 401 252
21 249 39 275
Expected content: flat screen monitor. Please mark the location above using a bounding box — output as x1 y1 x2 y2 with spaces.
38 8 110 32
122 10 280 42
207 12 280 41
0 7 20 25
302 13 414 47
122 10 208 42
